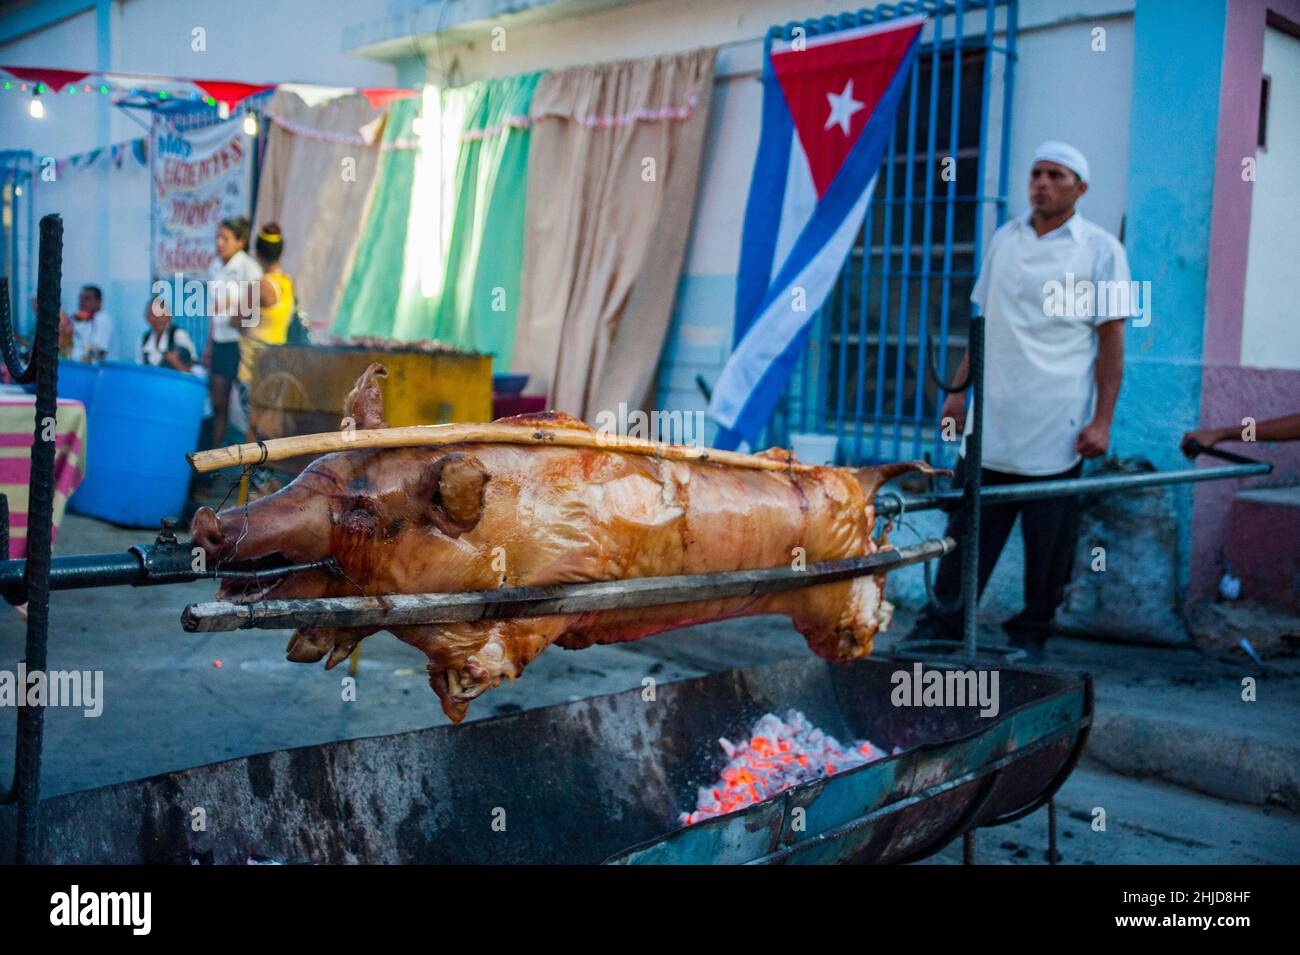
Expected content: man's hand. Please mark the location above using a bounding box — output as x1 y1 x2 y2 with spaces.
1075 418 1111 459
941 392 967 435
1180 427 1226 458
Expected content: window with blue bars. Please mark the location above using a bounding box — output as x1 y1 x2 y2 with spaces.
765 0 1018 468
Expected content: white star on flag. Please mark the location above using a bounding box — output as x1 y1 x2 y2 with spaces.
824 79 865 135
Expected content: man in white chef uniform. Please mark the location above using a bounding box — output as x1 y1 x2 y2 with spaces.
910 141 1130 656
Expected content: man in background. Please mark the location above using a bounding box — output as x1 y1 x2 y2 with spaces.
61 284 114 363
137 297 197 374
908 141 1130 657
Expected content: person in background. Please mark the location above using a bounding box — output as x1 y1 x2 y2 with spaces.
59 285 114 362
203 216 262 449
137 297 198 373
905 141 1130 659
237 223 295 387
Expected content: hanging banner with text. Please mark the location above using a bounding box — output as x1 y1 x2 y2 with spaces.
152 119 251 279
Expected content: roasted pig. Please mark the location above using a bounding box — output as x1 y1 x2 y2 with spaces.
191 364 936 722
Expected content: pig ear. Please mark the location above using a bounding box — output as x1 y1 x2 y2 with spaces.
426 453 489 533
342 362 388 431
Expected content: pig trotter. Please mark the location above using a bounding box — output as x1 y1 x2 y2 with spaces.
286 626 377 668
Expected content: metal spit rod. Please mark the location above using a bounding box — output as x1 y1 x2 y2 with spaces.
182 537 956 632
874 449 1272 518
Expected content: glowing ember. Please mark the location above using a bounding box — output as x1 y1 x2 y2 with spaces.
680 709 898 826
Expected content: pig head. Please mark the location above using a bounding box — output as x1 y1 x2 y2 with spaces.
190 362 497 706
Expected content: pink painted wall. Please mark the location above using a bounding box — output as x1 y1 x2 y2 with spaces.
1193 0 1300 602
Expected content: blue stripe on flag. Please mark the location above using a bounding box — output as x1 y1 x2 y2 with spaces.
711 29 922 450
733 68 796 346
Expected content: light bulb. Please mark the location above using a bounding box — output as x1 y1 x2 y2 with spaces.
29 96 44 119
243 113 258 136
217 101 230 120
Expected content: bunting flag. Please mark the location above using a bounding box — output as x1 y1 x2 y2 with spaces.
707 16 925 450
0 64 417 114
192 80 276 110
362 87 418 110
47 137 148 177
1 66 88 91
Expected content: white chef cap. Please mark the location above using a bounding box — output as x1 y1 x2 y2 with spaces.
1033 140 1090 183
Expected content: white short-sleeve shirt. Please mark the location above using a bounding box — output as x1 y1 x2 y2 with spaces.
138 325 198 368
961 210 1132 475
70 309 113 362
208 249 263 344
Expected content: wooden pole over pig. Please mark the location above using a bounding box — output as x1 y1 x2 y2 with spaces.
187 421 826 475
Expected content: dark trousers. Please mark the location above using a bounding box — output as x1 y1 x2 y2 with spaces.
920 457 1083 642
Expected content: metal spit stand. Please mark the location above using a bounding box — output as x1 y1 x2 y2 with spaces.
0 216 1275 863
0 214 62 864
894 310 1271 862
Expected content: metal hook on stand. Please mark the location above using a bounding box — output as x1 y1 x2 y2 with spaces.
0 214 63 866
915 316 983 658
926 336 971 394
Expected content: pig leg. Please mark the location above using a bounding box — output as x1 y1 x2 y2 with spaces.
781 574 894 663
286 626 380 670
390 616 574 723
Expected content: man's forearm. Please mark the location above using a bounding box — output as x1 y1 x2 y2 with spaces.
1210 413 1300 444
1093 323 1124 424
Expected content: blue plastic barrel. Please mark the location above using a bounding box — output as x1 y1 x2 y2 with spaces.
72 361 207 527
22 358 99 404
56 358 101 410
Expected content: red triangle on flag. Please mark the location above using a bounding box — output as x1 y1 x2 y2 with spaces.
194 80 276 109
2 66 90 92
770 20 923 198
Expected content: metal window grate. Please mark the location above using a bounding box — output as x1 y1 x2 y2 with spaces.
764 0 1018 466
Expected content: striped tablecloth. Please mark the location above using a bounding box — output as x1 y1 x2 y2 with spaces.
0 394 87 559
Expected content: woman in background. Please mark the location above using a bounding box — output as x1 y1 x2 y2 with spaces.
238 223 295 387
204 216 262 450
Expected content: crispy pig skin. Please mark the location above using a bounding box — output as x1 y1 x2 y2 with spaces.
190 377 938 723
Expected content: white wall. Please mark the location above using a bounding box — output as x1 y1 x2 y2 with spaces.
1240 25 1300 370
999 12 1133 241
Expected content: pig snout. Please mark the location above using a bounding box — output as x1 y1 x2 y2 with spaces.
190 506 230 560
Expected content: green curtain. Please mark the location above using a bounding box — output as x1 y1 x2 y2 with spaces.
333 97 420 338
427 73 540 367
335 76 539 367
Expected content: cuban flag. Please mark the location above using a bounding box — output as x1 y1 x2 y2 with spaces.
708 15 926 450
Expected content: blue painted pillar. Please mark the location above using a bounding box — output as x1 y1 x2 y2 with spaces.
1115 0 1227 594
